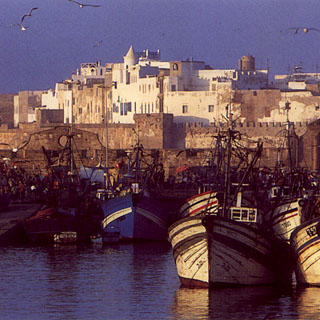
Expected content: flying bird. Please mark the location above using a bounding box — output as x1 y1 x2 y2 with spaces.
0 141 29 153
11 23 28 31
93 40 103 48
286 27 320 34
21 7 38 22
67 0 101 8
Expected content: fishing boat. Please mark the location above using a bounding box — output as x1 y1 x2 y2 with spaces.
168 209 217 288
22 126 101 245
98 132 174 242
100 192 171 241
178 190 218 218
201 110 290 287
169 111 273 287
290 215 320 286
203 213 279 286
23 205 78 244
269 196 304 242
266 102 313 243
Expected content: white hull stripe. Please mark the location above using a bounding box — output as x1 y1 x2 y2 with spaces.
136 207 167 230
102 207 132 229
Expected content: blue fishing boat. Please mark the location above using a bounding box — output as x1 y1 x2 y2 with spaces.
98 128 175 242
100 192 172 241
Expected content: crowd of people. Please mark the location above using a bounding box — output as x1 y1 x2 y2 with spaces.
0 160 54 204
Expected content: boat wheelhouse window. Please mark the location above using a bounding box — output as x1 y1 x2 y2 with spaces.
242 209 248 220
231 209 241 221
249 209 256 221
231 207 257 222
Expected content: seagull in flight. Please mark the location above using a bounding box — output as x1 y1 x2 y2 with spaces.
11 23 28 31
93 40 103 48
21 7 38 23
10 7 38 31
68 0 101 8
286 26 320 34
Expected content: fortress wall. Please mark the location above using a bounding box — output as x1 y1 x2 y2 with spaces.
0 115 316 174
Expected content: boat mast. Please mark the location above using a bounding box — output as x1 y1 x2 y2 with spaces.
285 101 294 176
222 105 233 218
104 112 110 190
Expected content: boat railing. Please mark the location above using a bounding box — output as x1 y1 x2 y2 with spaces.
230 207 257 223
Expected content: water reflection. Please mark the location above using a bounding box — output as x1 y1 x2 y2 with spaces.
3 243 320 319
296 286 320 319
171 285 297 320
171 287 209 319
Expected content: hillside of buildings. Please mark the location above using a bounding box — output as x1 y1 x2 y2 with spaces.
1 46 320 174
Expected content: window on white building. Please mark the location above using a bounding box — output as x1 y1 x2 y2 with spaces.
208 105 214 112
182 105 188 113
171 84 176 91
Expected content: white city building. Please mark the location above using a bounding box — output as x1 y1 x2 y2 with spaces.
111 47 269 124
41 82 72 123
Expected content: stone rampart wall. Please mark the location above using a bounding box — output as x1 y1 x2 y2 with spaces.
0 115 316 175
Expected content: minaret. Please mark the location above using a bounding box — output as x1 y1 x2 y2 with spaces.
124 45 137 68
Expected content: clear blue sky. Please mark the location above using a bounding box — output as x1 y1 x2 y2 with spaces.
1 0 320 93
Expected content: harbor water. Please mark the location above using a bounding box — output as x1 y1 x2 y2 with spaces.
1 241 320 320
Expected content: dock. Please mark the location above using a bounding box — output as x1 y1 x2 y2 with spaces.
0 203 42 245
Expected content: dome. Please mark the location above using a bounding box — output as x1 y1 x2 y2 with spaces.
124 45 137 67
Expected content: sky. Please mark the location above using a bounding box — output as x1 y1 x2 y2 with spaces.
1 0 320 93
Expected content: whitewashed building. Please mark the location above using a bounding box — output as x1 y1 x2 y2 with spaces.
110 47 269 124
41 82 73 123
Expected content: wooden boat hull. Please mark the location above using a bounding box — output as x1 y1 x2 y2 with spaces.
100 194 172 241
271 199 303 242
203 215 278 287
168 216 209 287
23 206 84 244
290 216 320 286
179 191 218 218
